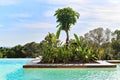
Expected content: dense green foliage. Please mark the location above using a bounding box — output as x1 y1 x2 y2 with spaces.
40 33 97 63
0 42 41 58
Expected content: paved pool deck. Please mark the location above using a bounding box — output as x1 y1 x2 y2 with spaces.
23 59 120 68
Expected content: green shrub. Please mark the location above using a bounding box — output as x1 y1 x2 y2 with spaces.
0 52 3 58
40 33 97 63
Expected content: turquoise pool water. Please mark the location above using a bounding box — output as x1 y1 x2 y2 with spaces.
24 68 120 80
0 59 32 80
0 59 120 80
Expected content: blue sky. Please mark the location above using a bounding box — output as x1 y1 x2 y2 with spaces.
0 0 120 47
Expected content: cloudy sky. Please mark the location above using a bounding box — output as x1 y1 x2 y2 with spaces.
0 0 120 47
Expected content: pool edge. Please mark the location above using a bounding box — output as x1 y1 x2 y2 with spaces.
23 60 117 68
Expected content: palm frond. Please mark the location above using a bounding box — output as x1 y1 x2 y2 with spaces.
56 27 62 39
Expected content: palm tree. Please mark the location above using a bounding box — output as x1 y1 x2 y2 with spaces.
54 7 80 45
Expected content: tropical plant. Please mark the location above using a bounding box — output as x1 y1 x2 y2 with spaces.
74 34 97 63
40 33 62 63
40 33 75 63
54 7 80 45
58 45 73 63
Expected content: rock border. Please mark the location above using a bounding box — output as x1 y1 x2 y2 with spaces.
23 59 117 68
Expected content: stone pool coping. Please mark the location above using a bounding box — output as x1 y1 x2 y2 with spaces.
23 59 120 68
107 60 120 63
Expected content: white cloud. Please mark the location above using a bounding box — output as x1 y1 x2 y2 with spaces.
92 6 120 23
66 1 120 27
9 13 32 18
89 22 120 30
108 0 120 4
0 24 3 27
20 22 56 29
8 13 32 22
49 0 85 4
44 10 54 17
37 0 87 18
0 0 18 6
36 0 86 5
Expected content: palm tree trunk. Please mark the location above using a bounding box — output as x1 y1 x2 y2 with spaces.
65 30 69 46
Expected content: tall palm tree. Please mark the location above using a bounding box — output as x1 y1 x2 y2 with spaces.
54 7 80 45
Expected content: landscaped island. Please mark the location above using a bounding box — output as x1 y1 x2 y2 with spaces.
0 7 120 66
37 7 120 64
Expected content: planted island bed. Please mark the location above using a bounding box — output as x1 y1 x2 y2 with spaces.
22 7 120 69
23 59 118 68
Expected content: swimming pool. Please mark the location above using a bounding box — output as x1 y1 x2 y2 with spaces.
0 59 120 80
0 59 32 80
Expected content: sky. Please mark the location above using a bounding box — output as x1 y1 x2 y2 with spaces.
0 0 120 47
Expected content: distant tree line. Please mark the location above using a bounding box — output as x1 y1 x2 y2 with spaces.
0 42 41 58
0 27 120 61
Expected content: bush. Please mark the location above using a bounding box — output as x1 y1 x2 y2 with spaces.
40 33 97 63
